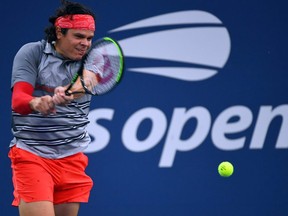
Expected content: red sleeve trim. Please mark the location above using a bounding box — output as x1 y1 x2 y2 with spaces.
12 82 34 115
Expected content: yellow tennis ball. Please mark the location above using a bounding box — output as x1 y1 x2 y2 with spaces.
218 161 234 177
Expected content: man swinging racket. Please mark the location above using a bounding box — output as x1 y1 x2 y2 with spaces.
9 1 98 215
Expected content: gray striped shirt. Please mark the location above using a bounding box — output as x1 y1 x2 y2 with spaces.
10 40 92 159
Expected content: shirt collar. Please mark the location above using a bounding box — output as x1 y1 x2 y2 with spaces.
43 40 74 61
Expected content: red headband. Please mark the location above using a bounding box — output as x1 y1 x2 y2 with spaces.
55 14 95 31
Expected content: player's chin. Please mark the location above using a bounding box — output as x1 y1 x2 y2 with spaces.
73 53 86 61
71 48 86 60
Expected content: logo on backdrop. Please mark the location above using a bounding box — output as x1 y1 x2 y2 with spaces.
85 10 288 167
110 10 231 81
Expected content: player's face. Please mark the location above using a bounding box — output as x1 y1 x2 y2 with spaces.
55 28 94 60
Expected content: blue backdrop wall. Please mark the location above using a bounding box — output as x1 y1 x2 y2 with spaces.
1 0 288 215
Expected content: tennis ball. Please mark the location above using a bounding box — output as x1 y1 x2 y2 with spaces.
218 161 234 177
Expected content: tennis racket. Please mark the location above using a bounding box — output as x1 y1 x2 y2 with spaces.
65 37 124 96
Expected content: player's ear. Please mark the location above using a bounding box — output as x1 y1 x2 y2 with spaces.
55 26 63 40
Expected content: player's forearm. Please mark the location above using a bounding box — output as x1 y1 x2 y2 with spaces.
12 82 56 115
66 70 98 97
80 69 99 93
11 82 34 115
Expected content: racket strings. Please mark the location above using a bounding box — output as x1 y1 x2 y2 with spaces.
91 56 121 95
84 40 123 95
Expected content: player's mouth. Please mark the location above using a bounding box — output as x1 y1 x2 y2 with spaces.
77 49 86 56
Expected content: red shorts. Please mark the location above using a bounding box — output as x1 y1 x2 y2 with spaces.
8 146 93 206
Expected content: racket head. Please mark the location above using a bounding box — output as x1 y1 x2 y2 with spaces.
83 37 124 95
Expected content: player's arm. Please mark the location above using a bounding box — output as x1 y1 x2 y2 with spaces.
11 42 58 115
80 69 100 92
68 69 99 95
12 81 56 115
53 69 99 105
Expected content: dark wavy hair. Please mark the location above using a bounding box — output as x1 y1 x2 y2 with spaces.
44 0 96 43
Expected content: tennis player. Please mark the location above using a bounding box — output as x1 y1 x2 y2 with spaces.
9 1 99 215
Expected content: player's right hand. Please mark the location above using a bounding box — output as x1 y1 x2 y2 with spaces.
29 96 56 115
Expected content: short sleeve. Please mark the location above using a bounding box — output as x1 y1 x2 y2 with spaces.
11 41 44 89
